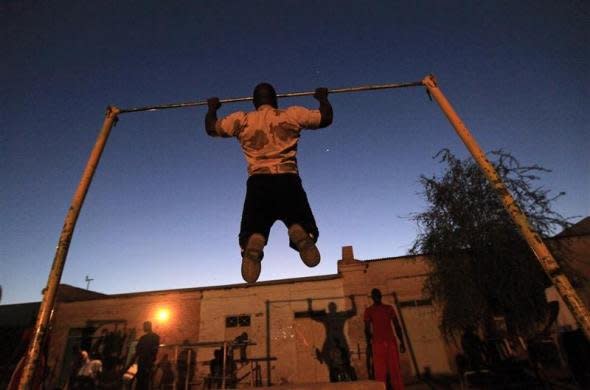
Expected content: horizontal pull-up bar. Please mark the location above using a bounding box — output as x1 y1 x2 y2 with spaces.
118 80 424 114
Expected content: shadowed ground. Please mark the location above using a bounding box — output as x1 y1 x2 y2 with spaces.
257 380 437 389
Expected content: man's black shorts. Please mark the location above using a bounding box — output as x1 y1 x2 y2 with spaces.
239 173 319 251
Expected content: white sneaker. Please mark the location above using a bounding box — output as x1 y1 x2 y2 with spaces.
241 233 265 283
288 224 320 267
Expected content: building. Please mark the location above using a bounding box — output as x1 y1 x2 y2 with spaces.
4 217 588 388
0 301 40 388
39 246 452 388
548 217 590 308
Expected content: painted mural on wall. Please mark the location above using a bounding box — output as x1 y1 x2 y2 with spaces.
294 297 358 382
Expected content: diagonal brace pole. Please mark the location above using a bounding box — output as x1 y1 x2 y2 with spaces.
18 106 120 389
422 74 590 340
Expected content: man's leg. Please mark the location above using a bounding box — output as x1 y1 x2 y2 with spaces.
135 364 151 390
387 342 404 390
239 175 273 283
240 233 266 283
280 175 320 266
287 224 320 267
371 341 388 383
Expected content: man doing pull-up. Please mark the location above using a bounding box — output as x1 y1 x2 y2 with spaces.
205 82 333 283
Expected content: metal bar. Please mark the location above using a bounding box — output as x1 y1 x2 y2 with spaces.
392 292 420 379
185 349 190 390
18 107 120 389
269 293 367 305
222 341 227 389
265 300 271 387
118 80 423 114
173 345 178 390
422 74 590 340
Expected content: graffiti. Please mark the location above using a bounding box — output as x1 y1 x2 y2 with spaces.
294 297 358 382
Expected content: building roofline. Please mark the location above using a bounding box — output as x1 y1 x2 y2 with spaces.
360 253 424 263
553 217 590 238
0 301 41 309
58 273 343 302
55 254 428 303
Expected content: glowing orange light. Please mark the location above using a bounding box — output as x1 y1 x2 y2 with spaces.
156 308 170 322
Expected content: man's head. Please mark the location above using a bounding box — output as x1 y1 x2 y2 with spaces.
143 321 152 333
328 302 337 313
370 288 382 304
253 82 278 109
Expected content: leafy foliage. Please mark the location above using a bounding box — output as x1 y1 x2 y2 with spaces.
411 150 570 338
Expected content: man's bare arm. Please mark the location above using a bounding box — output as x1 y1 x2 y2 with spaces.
313 88 333 128
205 97 221 136
392 315 406 353
364 320 372 343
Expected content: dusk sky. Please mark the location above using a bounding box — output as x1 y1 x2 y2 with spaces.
2 1 588 305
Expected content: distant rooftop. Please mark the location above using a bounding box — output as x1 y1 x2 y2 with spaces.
555 217 590 238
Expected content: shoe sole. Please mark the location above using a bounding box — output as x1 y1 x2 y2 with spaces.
288 224 321 267
241 234 265 283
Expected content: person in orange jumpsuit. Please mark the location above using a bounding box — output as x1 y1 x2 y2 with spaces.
364 288 406 389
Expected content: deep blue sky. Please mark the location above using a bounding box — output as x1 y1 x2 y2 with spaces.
2 1 588 304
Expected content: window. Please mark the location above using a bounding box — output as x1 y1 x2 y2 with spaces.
225 314 251 328
238 315 250 327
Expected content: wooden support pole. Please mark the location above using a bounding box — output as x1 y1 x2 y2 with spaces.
422 74 590 340
18 106 120 389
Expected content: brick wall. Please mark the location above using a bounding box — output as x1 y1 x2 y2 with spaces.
45 251 455 387
48 290 201 387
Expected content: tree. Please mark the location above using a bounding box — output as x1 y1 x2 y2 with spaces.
410 149 570 338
